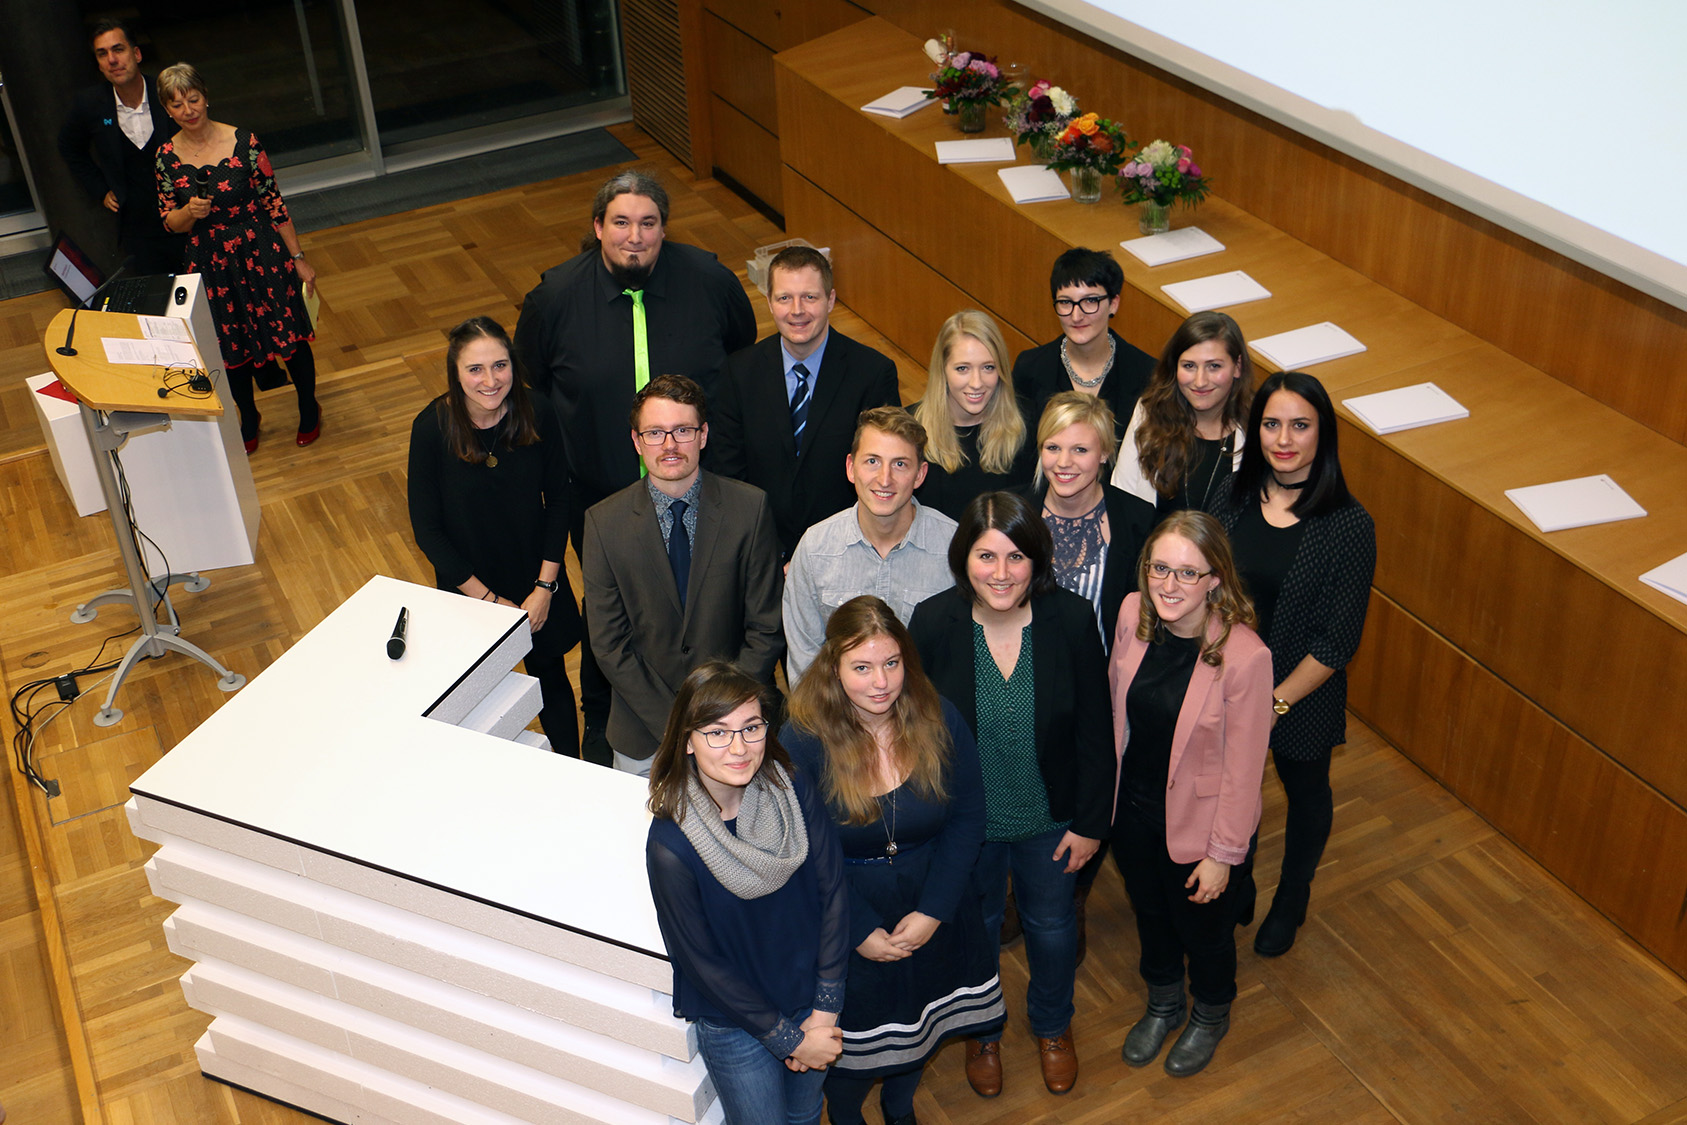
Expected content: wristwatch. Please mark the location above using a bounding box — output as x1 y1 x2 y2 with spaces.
534 578 559 592
1272 697 1292 716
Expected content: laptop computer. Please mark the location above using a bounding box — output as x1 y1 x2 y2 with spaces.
42 231 176 314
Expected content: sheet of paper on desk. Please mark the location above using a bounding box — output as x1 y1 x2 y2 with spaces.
1122 227 1226 267
102 337 200 366
1161 271 1271 313
1640 552 1687 607
935 137 1016 164
1504 474 1646 533
139 315 192 341
862 86 936 118
998 165 1070 203
1251 322 1366 369
1342 382 1470 434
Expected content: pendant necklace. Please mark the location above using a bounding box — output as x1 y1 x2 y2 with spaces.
883 789 899 861
1060 334 1115 390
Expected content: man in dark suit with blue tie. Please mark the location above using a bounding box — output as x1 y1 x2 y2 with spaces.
582 375 784 774
56 19 185 275
710 246 902 563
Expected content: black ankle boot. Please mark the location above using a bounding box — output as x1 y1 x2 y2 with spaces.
1254 885 1310 957
1121 981 1186 1067
1164 999 1230 1077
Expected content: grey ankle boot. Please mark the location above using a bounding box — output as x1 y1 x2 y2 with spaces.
1164 999 1230 1077
1121 981 1186 1067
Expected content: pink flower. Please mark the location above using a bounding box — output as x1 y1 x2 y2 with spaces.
1177 145 1192 158
1177 157 1190 173
1189 164 1203 178
1030 79 1051 98
952 51 972 67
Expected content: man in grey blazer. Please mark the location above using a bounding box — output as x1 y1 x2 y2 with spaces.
583 374 784 773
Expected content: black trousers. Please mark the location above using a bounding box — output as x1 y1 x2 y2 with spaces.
1270 750 1334 892
226 342 319 441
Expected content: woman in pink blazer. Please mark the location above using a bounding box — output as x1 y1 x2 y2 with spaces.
1107 510 1272 1078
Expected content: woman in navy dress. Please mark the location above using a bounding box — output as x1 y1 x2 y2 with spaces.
646 661 849 1125
156 62 319 453
783 596 1003 1125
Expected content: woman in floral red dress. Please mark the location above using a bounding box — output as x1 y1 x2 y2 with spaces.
156 62 320 453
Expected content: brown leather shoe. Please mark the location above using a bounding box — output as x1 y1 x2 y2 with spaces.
965 1038 1002 1097
1038 1029 1079 1094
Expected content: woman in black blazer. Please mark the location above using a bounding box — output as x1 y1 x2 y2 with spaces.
908 491 1113 1100
1218 371 1375 957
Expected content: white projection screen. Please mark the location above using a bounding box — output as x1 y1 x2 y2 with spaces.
1017 0 1687 312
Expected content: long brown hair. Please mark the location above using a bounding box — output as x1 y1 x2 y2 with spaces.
648 661 791 823
438 316 541 465
786 597 950 825
1134 510 1257 667
915 310 1026 475
1135 311 1254 497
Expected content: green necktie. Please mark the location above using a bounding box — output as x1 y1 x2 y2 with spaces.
626 287 650 476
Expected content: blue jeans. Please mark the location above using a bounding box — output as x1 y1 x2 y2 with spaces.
695 1015 826 1125
973 826 1079 1039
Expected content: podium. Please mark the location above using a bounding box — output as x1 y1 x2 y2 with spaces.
45 306 246 725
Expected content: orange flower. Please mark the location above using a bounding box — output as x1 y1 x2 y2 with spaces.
1073 112 1100 136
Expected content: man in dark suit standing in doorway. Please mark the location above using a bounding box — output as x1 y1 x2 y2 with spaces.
710 245 902 563
56 19 185 276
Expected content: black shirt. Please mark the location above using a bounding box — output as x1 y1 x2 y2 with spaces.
1014 327 1156 446
1228 500 1307 644
1119 630 1202 821
1163 433 1234 518
914 403 1038 522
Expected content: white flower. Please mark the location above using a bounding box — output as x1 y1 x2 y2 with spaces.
1048 87 1077 116
923 38 949 66
1141 139 1176 167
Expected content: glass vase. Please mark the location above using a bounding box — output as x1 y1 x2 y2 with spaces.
1070 166 1102 204
1139 199 1172 234
957 101 986 133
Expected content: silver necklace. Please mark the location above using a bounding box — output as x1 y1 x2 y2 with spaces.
883 789 898 860
1059 334 1115 390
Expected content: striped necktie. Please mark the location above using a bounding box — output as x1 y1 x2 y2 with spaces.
789 361 812 456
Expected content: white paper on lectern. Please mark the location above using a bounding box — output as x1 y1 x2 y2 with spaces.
998 165 1070 203
1640 552 1687 607
102 336 200 366
1160 270 1271 313
1121 227 1226 266
1504 474 1647 533
935 137 1017 164
861 86 936 117
1342 382 1470 434
1251 322 1367 369
140 316 192 341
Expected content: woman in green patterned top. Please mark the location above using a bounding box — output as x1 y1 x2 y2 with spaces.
908 490 1115 1100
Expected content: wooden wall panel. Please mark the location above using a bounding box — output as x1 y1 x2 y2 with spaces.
621 0 692 167
704 0 871 51
709 98 783 215
1349 593 1687 976
850 1 1687 445
702 11 778 132
784 169 1036 373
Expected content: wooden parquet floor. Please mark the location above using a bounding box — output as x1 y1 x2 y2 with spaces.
3 123 1686 1124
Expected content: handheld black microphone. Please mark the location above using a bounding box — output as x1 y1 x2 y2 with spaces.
386 606 409 660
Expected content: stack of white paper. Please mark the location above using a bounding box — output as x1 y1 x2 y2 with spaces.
1121 227 1226 267
1640 553 1687 607
998 166 1070 204
935 137 1017 164
861 87 935 118
1504 474 1647 533
1342 382 1469 435
1251 322 1366 369
1161 271 1271 313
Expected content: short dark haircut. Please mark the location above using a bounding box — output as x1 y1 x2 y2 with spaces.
90 18 136 49
592 170 670 227
630 373 708 430
768 246 833 293
948 490 1057 606
1230 370 1353 519
1049 247 1124 301
852 406 927 462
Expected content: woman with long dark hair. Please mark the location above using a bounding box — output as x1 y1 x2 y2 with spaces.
646 661 848 1125
407 315 581 749
1219 370 1375 957
1108 511 1272 1077
1110 311 1254 516
782 596 1003 1125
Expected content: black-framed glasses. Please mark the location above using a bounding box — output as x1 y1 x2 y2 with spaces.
638 425 701 446
697 720 769 749
1146 561 1213 585
1053 295 1106 316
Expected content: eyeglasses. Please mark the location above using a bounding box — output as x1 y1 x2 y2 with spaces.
1146 561 1213 585
697 720 769 749
637 425 701 446
1053 295 1106 316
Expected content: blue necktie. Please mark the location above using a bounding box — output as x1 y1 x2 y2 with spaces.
667 499 691 608
790 362 812 456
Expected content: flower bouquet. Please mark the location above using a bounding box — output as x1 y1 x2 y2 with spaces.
1043 112 1131 204
1003 79 1078 159
1117 140 1211 232
923 37 1015 132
